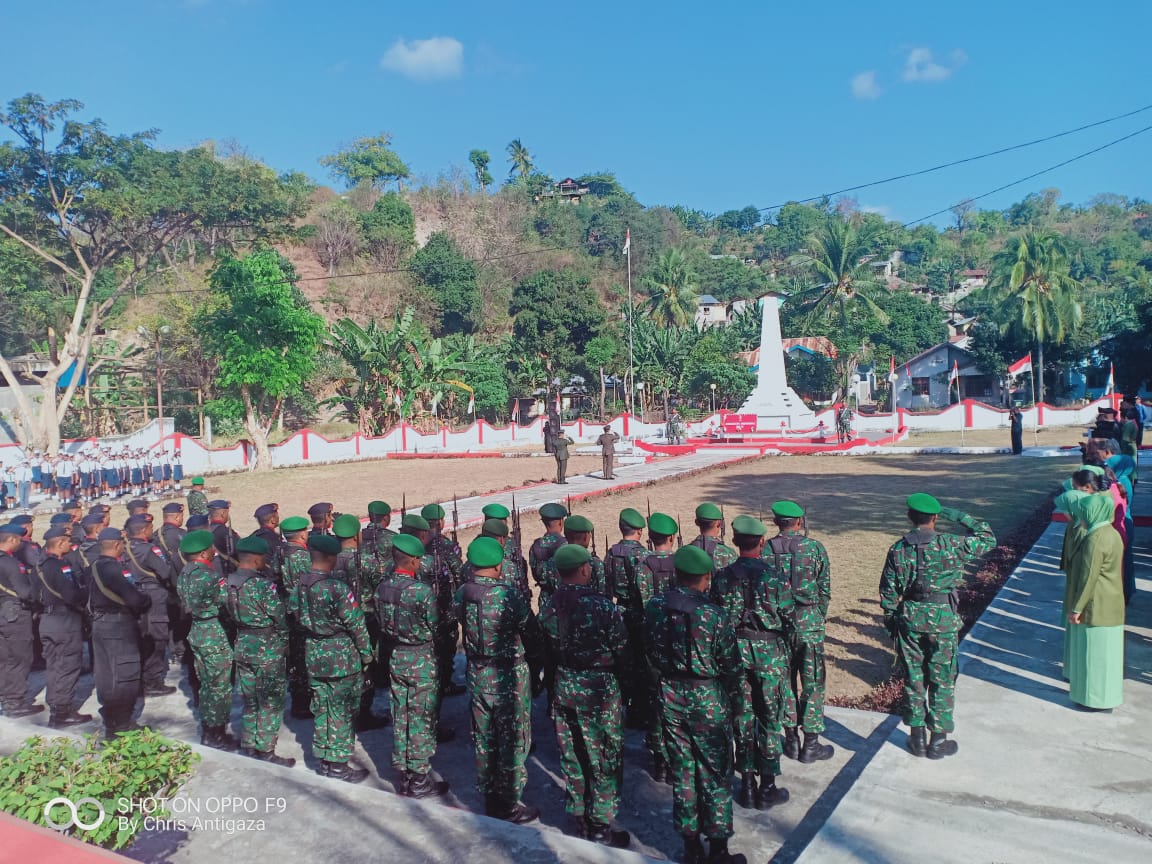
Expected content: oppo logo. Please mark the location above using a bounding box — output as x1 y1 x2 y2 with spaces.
42 796 107 831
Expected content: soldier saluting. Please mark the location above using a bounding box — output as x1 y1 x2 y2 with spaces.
880 493 994 759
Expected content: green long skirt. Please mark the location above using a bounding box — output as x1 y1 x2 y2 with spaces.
1067 623 1124 709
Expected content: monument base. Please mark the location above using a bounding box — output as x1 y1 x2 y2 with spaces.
739 387 817 430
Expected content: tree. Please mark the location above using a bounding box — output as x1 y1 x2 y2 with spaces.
313 201 360 276
987 229 1083 402
0 94 309 452
200 250 324 469
584 334 620 419
410 233 481 336
468 149 493 191
358 192 415 261
643 247 698 327
506 139 534 181
510 269 605 382
320 133 410 190
790 216 888 397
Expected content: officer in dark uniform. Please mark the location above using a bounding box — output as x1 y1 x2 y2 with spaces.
35 525 93 727
87 527 151 736
308 502 335 537
250 504 283 583
126 498 150 519
10 515 46 674
124 515 178 696
60 501 84 545
157 502 194 689
208 500 240 577
0 523 41 717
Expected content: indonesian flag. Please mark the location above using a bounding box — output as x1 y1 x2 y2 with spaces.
394 389 403 406
887 356 898 383
1007 353 1032 376
622 229 631 256
949 360 959 386
467 395 475 414
1105 363 1114 395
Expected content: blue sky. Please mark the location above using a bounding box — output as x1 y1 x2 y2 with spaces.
3 1 1151 223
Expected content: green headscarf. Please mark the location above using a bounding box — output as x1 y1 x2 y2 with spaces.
1072 494 1114 535
1054 489 1089 516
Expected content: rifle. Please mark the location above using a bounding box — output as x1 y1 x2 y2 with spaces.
646 498 654 551
675 512 684 548
451 494 459 545
566 494 573 516
591 525 598 558
720 504 727 543
401 493 407 519
511 495 524 581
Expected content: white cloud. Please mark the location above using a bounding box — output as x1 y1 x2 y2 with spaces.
902 47 966 82
860 204 890 217
851 70 881 100
381 37 463 81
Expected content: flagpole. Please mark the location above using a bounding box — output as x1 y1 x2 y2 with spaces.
1029 354 1038 447
955 362 964 446
626 229 636 419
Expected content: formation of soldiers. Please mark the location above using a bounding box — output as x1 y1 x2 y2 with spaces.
0 477 994 864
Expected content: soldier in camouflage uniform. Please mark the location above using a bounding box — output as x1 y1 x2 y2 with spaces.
690 503 736 571
634 513 680 780
176 530 237 751
376 533 450 798
464 519 529 598
646 544 745 864
333 513 390 731
421 504 465 698
608 508 653 726
125 515 178 697
228 536 295 766
763 501 834 764
249 504 283 586
562 515 609 596
712 516 792 811
529 502 568 608
539 544 630 847
280 516 314 719
880 493 994 759
453 537 544 824
186 477 209 516
482 503 527 581
362 501 397 569
291 534 374 783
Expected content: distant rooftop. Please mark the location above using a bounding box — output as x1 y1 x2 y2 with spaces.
697 294 721 305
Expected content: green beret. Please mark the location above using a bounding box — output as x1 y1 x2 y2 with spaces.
179 529 215 555
191 477 205 486
401 513 430 531
539 503 569 521
564 515 594 534
771 500 805 519
554 543 591 571
308 534 342 556
280 516 309 533
619 508 645 530
332 513 362 539
674 544 714 576
368 500 391 516
648 512 678 536
481 518 509 537
731 515 767 536
695 503 723 521
482 503 510 519
236 536 269 556
467 536 504 568
392 533 425 559
421 503 446 520
907 493 941 515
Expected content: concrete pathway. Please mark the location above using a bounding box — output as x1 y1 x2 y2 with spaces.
795 495 1152 862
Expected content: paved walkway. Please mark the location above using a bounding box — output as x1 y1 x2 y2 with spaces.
795 491 1152 862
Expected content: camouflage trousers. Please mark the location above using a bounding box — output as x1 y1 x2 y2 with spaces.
310 672 360 762
188 622 233 727
467 661 531 801
553 669 623 824
735 636 790 777
390 645 440 773
235 652 287 753
896 627 958 733
786 632 827 734
659 677 734 840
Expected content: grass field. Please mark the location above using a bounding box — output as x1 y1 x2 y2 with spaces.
904 427 1089 449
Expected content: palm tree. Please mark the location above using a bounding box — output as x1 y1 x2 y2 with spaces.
633 318 697 418
988 229 1083 403
506 139 534 181
643 248 698 328
792 216 889 399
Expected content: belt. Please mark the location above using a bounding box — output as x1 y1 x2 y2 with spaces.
906 592 952 605
303 630 347 640
91 609 136 619
736 628 784 642
664 671 714 682
388 639 434 648
237 625 280 636
560 662 616 672
191 615 220 622
469 655 517 669
41 605 82 616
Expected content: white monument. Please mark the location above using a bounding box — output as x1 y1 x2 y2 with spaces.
738 293 817 430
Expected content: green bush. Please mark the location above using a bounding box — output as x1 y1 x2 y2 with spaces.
0 730 199 850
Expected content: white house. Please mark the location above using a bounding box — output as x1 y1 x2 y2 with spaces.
894 342 1001 410
695 295 728 328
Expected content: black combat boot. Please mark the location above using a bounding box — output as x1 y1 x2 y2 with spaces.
143 684 177 697
587 822 631 848
4 703 44 718
200 725 239 751
782 727 801 760
927 732 959 760
494 799 540 824
736 773 756 808
353 710 391 732
906 727 928 757
321 760 369 783
651 754 669 784
404 771 449 799
799 732 835 763
248 749 296 768
49 710 93 728
757 774 790 809
682 835 706 864
705 838 747 864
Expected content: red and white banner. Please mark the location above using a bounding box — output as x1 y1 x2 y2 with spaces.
1007 353 1032 376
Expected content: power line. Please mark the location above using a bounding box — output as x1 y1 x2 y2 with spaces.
756 101 1152 213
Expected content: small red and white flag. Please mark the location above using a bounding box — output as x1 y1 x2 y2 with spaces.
622 229 631 256
887 356 898 383
1007 353 1032 376
949 360 959 386
467 395 475 414
1105 363 1114 395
